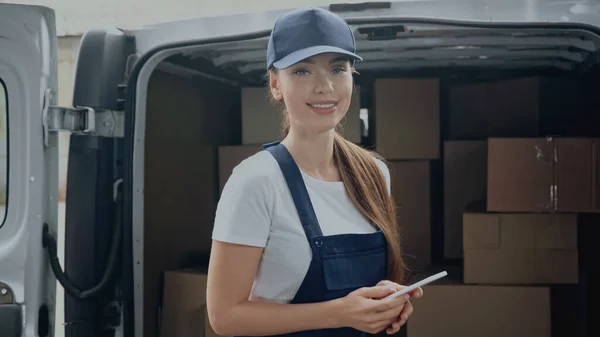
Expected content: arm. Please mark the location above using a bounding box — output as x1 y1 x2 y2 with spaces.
206 240 342 336
206 162 342 335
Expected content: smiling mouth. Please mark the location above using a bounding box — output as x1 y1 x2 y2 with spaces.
307 103 337 109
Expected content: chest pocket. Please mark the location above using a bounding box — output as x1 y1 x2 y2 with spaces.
322 247 386 291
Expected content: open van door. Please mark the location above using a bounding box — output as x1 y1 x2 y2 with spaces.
0 3 59 337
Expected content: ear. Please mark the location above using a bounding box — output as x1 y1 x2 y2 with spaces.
269 70 283 101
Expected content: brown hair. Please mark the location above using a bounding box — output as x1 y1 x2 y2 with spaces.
267 70 407 284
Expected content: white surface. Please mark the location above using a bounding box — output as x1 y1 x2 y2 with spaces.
212 149 391 303
384 271 448 300
8 0 383 36
56 201 66 337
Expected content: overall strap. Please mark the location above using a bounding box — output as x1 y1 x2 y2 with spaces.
263 142 324 239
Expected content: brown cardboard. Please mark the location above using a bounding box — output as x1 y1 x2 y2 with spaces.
556 138 600 212
160 269 209 337
463 205 578 284
487 137 600 213
448 77 539 139
241 87 283 145
407 284 551 337
375 79 440 160
241 85 362 145
389 161 431 272
160 269 228 337
443 141 487 258
218 145 262 193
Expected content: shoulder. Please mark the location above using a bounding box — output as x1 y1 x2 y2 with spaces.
213 150 280 247
225 150 281 190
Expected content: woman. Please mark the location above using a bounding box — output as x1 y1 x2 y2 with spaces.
207 7 423 337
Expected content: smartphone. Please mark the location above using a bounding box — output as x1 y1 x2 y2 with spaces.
383 271 448 300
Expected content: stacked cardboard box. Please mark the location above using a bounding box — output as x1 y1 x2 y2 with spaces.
406 78 586 337
374 78 440 273
438 136 599 337
463 201 579 285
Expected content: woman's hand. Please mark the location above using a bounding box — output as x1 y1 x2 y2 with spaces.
376 280 424 335
333 285 412 335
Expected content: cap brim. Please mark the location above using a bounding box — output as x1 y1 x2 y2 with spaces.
272 45 362 69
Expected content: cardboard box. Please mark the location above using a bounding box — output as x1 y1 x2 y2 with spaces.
160 269 227 337
448 77 540 140
389 161 432 272
463 203 578 284
218 145 262 193
375 79 440 160
448 76 583 140
443 141 487 258
487 137 600 213
407 283 551 337
241 86 362 145
160 269 208 337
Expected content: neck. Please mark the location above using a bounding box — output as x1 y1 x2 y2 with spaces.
281 128 336 174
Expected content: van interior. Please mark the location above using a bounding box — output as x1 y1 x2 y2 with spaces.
142 23 600 337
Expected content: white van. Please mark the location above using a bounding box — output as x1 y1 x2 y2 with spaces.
1 1 599 337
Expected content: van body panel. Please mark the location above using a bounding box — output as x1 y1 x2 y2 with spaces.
0 3 59 337
127 0 600 55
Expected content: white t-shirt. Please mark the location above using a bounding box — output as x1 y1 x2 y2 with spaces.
212 149 391 303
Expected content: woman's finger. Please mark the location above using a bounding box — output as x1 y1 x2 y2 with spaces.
386 322 399 335
377 280 402 291
409 287 424 298
399 300 414 321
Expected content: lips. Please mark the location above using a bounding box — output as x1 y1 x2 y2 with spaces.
308 103 336 109
306 101 338 115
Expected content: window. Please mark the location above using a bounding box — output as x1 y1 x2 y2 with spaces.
0 79 7 225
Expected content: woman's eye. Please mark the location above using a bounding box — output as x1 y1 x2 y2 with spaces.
294 68 310 75
333 67 347 74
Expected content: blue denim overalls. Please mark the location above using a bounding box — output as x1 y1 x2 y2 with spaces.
243 141 388 337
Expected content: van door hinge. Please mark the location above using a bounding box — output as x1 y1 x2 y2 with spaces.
42 89 124 147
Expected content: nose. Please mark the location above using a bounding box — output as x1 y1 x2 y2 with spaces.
313 71 334 95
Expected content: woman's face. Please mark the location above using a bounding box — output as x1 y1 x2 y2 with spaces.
269 53 354 136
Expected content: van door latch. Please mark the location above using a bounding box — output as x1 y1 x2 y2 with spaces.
42 89 124 147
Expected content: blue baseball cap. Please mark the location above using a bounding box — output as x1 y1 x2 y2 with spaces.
266 7 362 70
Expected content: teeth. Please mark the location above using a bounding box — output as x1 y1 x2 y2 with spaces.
310 103 335 108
